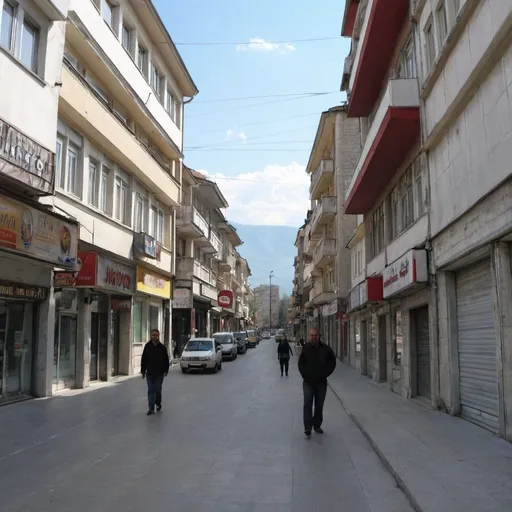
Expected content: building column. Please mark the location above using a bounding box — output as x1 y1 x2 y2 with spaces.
118 299 133 375
34 287 56 398
491 242 512 441
100 295 112 382
75 289 91 389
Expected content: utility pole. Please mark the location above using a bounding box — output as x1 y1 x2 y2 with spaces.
269 270 274 331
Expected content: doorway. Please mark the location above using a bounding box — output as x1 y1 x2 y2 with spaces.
378 315 387 382
361 319 368 376
414 306 431 399
90 312 99 381
54 314 77 390
111 310 120 377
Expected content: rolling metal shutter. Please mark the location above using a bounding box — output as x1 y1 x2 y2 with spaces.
456 260 499 432
416 307 430 399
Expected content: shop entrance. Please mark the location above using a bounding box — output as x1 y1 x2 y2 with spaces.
111 310 120 377
378 315 387 382
0 302 34 398
54 314 77 390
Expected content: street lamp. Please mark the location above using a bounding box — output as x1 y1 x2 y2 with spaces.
269 270 274 331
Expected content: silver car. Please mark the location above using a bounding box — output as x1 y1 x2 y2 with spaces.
213 332 238 361
180 338 223 374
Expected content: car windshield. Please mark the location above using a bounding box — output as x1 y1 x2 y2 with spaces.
184 340 213 351
233 332 246 339
214 334 233 345
248 331 256 337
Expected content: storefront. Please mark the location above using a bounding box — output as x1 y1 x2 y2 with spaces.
172 288 193 356
321 301 338 355
134 266 171 372
383 250 430 400
217 290 234 333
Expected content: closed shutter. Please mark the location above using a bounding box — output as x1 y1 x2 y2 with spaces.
415 306 430 398
456 260 498 432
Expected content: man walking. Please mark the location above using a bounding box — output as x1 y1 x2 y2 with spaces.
141 329 170 416
298 328 336 437
277 335 293 376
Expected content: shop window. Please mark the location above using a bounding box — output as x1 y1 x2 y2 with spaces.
149 305 160 333
355 319 361 355
133 301 143 344
392 310 403 366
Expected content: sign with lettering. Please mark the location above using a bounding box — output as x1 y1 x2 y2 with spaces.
172 288 192 309
0 280 47 300
97 256 136 294
133 232 161 261
0 195 77 268
218 290 233 309
53 251 98 288
0 118 55 195
136 266 171 299
383 250 428 299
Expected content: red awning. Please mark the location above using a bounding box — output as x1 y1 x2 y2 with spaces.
345 107 420 214
347 0 409 117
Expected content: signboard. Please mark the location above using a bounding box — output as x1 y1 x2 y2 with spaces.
173 288 192 309
350 283 362 311
54 251 98 288
111 299 131 311
383 250 428 299
0 195 78 268
0 117 55 195
218 289 233 309
97 256 136 294
136 266 171 299
133 232 161 261
0 279 47 300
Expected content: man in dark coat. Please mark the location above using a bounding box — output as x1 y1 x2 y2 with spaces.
141 329 170 416
277 336 293 376
298 328 336 437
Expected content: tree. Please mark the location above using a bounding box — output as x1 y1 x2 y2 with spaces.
278 294 290 327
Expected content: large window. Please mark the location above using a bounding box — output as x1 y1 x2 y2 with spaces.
424 16 436 71
1 1 15 52
166 89 180 126
400 168 414 231
137 44 147 74
355 320 361 355
88 160 109 212
396 38 416 79
135 193 148 232
122 24 131 53
102 0 114 28
20 17 39 72
436 1 448 47
114 175 129 225
351 240 364 280
150 63 162 100
371 203 385 258
157 210 164 244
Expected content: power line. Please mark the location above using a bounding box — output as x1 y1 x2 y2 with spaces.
185 140 312 149
191 92 338 103
201 176 304 184
175 37 339 46
189 148 310 152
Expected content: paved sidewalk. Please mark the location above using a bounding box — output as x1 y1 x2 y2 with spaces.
328 363 512 512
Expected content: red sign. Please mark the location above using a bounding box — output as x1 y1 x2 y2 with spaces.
75 252 97 287
366 276 383 302
218 290 234 309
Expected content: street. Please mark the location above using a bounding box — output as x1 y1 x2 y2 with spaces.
0 340 412 512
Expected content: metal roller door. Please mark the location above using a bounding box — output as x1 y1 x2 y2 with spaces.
456 260 498 432
415 307 430 399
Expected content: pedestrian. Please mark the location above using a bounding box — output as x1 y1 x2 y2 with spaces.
141 329 170 416
277 335 293 376
298 328 336 438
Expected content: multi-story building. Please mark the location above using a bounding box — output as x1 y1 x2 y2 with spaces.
41 0 197 392
254 284 279 328
0 0 73 403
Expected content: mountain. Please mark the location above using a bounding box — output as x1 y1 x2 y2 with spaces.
230 222 298 296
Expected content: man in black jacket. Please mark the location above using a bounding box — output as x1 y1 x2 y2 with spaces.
298 328 336 437
277 336 293 376
141 329 170 416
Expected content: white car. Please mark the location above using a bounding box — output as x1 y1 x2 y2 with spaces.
180 338 222 374
213 332 238 360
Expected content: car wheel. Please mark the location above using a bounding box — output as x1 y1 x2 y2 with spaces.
181 368 188 374
213 361 219 374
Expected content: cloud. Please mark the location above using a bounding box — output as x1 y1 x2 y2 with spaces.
203 162 309 226
236 38 296 54
225 129 247 144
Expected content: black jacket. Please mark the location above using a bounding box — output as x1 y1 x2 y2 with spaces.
298 342 336 384
141 341 170 376
277 340 293 359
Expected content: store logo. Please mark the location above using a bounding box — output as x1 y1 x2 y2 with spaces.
218 290 233 308
105 266 132 290
383 257 410 288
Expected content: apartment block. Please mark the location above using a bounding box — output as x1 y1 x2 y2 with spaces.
254 285 279 328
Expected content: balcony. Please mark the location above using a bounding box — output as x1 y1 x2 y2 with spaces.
210 230 223 256
313 239 336 269
177 206 209 239
345 79 420 214
347 0 409 117
310 160 334 200
310 196 337 239
219 250 237 272
312 289 336 306
175 257 216 288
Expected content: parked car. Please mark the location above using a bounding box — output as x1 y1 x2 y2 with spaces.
262 331 270 339
180 338 222 374
233 331 248 353
246 330 258 348
213 332 238 360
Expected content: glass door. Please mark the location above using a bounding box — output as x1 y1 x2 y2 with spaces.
90 313 99 381
54 314 77 388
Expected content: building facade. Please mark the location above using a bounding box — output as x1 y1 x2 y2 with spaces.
254 284 279 329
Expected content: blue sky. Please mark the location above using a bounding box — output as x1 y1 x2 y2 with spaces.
154 0 350 227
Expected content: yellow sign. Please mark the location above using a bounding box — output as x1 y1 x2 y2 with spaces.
136 266 171 299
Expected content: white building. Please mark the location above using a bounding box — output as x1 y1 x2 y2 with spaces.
42 0 197 393
0 0 73 403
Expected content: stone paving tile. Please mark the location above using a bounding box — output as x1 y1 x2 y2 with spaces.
0 341 412 512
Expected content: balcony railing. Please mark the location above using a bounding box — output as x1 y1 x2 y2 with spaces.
310 160 334 200
177 205 209 239
209 229 222 255
219 249 237 271
313 238 336 269
310 196 337 238
176 257 216 287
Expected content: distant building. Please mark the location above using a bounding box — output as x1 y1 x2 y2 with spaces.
253 285 279 327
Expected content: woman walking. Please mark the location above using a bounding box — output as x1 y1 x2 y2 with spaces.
277 336 293 376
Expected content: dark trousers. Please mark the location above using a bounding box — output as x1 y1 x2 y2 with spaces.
146 374 164 410
279 358 289 375
303 381 328 431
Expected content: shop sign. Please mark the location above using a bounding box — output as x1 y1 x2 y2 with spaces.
54 251 98 288
133 232 161 261
111 299 131 311
0 279 47 300
97 256 135 294
322 301 337 316
136 266 171 299
173 288 192 309
349 284 362 311
0 118 55 195
0 195 78 268
383 250 428 299
365 276 383 303
218 290 233 308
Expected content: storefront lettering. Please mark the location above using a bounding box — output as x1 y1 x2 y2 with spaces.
0 213 16 230
143 273 166 290
383 258 410 288
37 214 55 232
105 266 132 291
0 280 47 300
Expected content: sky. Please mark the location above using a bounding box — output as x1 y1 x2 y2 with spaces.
154 0 350 228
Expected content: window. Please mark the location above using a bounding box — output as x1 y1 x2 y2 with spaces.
88 160 109 212
166 89 180 125
88 161 98 206
436 1 448 46
424 16 436 71
137 44 146 73
1 1 15 51
115 175 129 225
414 161 426 217
355 320 361 355
99 167 108 213
391 186 400 239
66 143 79 196
149 305 159 333
371 203 385 258
86 73 109 104
149 205 158 237
392 310 403 366
150 63 162 99
55 137 64 190
20 17 39 72
102 0 114 28
135 193 148 232
133 301 143 344
122 25 131 52
157 210 164 244
397 38 416 79
453 0 460 15
400 169 414 231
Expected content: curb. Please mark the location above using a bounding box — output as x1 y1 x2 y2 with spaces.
328 381 423 512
